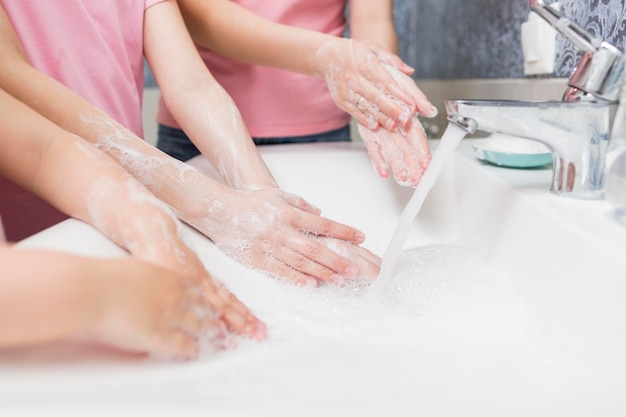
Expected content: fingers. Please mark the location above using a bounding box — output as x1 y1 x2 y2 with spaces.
357 120 431 187
246 229 383 287
284 232 361 280
361 134 390 179
251 237 357 286
366 41 415 76
153 293 265 361
142 269 266 360
377 62 438 119
352 46 437 131
291 209 366 245
280 192 321 215
356 66 436 133
198 278 267 341
321 38 435 132
321 238 381 280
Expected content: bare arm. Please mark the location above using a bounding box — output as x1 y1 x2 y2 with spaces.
144 0 275 190
0 248 231 358
177 0 435 130
179 0 333 75
0 2 373 285
176 0 435 186
349 0 398 53
0 248 103 349
0 87 265 342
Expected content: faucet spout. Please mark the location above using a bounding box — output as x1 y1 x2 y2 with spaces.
445 99 616 199
530 0 624 102
443 2 623 199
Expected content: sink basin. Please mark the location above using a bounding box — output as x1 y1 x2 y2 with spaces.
4 139 626 416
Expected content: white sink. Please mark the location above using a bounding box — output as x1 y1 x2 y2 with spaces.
4 140 626 416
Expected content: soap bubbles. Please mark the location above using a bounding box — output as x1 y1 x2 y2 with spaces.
380 241 527 341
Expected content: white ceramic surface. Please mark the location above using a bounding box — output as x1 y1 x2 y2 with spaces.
3 140 626 417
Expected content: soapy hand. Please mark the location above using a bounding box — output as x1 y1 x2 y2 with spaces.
83 175 266 347
196 186 376 287
89 256 239 359
95 229 266 358
315 236 381 284
357 115 431 187
315 38 438 132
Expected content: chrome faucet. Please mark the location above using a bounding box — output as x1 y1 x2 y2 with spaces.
446 0 623 199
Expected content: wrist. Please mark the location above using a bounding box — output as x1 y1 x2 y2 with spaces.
313 37 344 79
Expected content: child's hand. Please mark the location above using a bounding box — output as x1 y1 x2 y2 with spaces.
357 117 431 187
196 186 373 287
315 38 437 132
315 236 381 284
89 257 265 359
80 175 266 348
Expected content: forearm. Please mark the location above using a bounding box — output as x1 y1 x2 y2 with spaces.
0 4 233 227
0 86 220 272
0 248 97 348
158 73 277 189
349 0 399 53
178 0 332 78
145 0 276 189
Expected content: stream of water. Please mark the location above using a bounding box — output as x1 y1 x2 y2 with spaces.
369 123 468 296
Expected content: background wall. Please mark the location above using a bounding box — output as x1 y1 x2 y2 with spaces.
143 0 626 139
395 0 626 80
146 1 626 85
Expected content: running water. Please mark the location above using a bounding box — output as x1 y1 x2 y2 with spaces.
368 123 468 296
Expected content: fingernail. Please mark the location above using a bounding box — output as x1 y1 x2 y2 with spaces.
330 274 346 285
399 113 412 127
297 278 318 288
424 103 438 118
247 321 267 340
345 265 359 277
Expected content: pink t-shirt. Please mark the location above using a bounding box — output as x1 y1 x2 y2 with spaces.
157 0 351 138
1 0 166 137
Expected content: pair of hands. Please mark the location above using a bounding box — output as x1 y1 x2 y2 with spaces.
89 185 379 360
316 38 437 187
185 39 431 288
87 38 432 358
192 186 381 288
94 39 433 358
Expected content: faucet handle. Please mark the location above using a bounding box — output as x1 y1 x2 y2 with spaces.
530 0 624 102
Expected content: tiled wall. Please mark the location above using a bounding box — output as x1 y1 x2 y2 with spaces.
394 0 626 80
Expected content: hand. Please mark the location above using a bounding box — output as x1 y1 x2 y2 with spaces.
315 236 381 285
315 38 437 132
90 257 265 360
81 178 266 346
195 186 373 287
357 116 432 187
